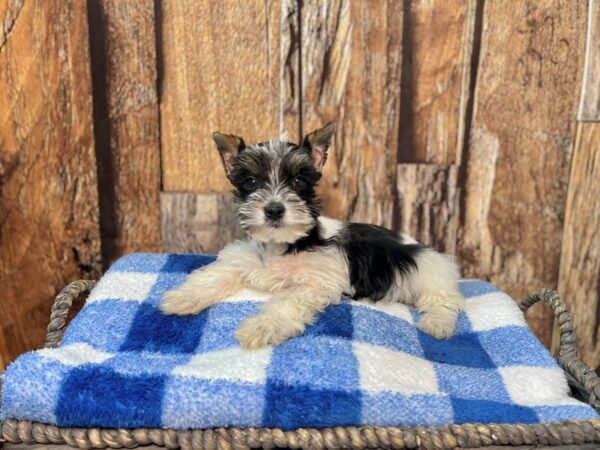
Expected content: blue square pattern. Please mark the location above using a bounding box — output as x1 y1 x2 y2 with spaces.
266 335 359 392
352 305 424 357
304 302 355 339
361 392 454 426
194 301 261 354
161 254 216 274
0 353 73 425
419 331 497 368
162 378 267 429
434 364 512 403
263 302 362 429
120 303 208 354
56 366 166 428
61 300 139 353
413 308 497 369
451 398 538 424
108 253 170 273
263 383 362 429
1 253 597 431
458 280 500 298
478 326 558 368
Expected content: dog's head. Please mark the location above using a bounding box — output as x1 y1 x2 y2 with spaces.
212 123 334 244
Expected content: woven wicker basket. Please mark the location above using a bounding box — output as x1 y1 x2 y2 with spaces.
1 281 600 449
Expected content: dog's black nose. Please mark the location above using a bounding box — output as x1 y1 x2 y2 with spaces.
264 202 285 221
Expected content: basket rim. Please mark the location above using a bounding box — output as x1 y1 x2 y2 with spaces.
2 417 600 449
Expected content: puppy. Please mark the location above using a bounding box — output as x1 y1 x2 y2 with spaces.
160 123 464 349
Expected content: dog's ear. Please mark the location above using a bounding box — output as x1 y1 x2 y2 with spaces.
301 122 335 172
212 132 246 178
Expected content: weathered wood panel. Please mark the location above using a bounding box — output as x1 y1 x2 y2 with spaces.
398 0 476 164
458 1 587 347
301 0 403 228
396 164 459 255
87 0 162 264
578 0 600 121
159 0 300 193
161 192 244 254
0 0 100 369
555 123 600 370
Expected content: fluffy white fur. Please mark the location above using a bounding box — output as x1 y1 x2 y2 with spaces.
162 228 349 349
162 217 463 349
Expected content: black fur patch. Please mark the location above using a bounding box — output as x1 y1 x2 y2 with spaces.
337 223 423 301
285 224 331 254
285 221 424 301
279 149 322 219
229 149 273 201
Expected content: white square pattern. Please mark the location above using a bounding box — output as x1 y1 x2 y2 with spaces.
38 343 113 366
353 342 439 395
500 366 583 407
87 272 158 304
173 347 272 384
465 292 527 331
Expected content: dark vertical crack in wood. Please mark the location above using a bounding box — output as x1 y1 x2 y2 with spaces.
457 0 485 227
154 0 165 191
87 0 115 268
397 0 415 163
297 0 303 138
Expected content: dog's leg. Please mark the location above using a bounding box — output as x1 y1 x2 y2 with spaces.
160 261 247 315
160 241 259 315
412 249 464 339
235 288 338 349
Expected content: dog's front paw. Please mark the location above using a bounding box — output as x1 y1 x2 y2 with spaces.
419 312 457 339
235 315 302 350
160 288 211 316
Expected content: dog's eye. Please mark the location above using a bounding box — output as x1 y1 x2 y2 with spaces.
292 176 307 190
242 177 258 191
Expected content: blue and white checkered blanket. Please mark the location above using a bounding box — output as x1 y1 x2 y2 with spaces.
1 253 597 430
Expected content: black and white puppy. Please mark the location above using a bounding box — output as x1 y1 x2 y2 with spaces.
160 123 464 349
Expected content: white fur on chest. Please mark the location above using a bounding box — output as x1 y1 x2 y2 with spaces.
218 237 350 295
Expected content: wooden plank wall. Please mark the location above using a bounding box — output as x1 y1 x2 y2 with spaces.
556 0 600 370
460 1 587 347
87 0 162 265
1 0 599 371
0 0 101 368
302 0 403 228
158 0 300 252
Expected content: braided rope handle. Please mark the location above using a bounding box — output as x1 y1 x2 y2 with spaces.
520 288 600 412
44 279 96 349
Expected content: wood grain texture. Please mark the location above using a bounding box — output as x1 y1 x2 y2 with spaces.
398 0 476 164
301 0 403 228
555 123 600 370
88 0 162 265
458 0 587 347
0 0 100 369
396 164 459 255
159 0 300 193
578 0 600 121
161 192 244 254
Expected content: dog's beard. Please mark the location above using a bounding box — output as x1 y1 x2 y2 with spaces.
236 192 317 244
